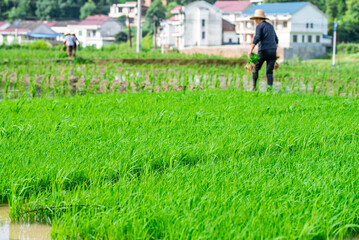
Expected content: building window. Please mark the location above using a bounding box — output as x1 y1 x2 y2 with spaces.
306 23 309 28
302 35 305 42
308 35 312 43
202 31 205 39
293 35 297 43
283 21 287 28
316 35 320 43
311 23 313 28
79 31 82 36
229 38 232 43
202 19 205 27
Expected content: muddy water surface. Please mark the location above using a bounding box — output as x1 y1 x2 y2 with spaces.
0 204 51 240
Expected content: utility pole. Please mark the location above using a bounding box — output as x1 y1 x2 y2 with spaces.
332 21 339 68
127 15 132 48
15 19 21 42
136 0 142 53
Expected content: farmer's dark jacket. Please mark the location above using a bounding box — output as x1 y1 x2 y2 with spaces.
253 21 278 51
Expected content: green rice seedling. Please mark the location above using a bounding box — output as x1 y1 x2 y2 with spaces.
311 76 318 94
353 76 359 97
2 91 359 239
214 74 220 89
4 72 10 100
303 72 310 94
182 73 191 91
337 79 346 96
125 71 132 92
344 75 353 97
84 76 92 95
29 75 36 98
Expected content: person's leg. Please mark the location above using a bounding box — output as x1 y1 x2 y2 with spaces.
252 51 265 91
73 44 77 57
67 46 71 57
265 49 277 88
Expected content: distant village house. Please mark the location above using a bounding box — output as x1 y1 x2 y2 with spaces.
67 15 123 49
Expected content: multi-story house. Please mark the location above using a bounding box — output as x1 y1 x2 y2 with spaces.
238 2 328 47
67 15 123 48
237 2 330 59
213 1 251 24
170 1 222 49
108 2 149 27
0 21 59 44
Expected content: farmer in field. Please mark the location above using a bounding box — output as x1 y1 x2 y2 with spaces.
247 9 278 91
64 33 75 57
71 33 80 57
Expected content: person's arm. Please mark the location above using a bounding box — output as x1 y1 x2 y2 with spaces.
248 24 261 58
248 43 256 59
275 31 279 48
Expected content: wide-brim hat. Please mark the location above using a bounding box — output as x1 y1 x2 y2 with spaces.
250 9 269 20
64 32 71 36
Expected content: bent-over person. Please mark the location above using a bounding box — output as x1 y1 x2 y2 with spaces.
64 33 75 57
71 33 80 57
247 9 278 91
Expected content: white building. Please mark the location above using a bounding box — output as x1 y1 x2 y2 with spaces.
0 22 10 30
237 2 330 59
213 1 251 24
170 1 222 49
238 2 330 47
109 2 148 27
67 15 123 48
0 21 59 44
159 16 177 47
222 19 239 45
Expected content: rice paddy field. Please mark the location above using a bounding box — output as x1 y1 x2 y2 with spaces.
1 48 359 239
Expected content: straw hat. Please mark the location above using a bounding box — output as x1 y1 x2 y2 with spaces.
250 9 269 20
64 33 71 36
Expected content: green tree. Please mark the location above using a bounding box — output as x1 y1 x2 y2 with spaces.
80 0 97 19
115 31 128 43
35 0 60 20
0 1 14 20
166 2 178 18
146 0 166 49
8 0 34 20
117 15 127 23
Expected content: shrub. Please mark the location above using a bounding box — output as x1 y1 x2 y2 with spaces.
337 43 359 54
24 40 52 50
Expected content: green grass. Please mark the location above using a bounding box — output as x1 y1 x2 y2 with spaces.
1 90 359 239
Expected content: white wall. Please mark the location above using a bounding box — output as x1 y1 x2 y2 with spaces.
159 21 176 47
222 13 236 24
223 32 239 44
291 3 328 35
69 25 104 48
183 1 222 48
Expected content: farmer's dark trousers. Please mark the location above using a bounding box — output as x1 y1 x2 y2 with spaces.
252 48 277 87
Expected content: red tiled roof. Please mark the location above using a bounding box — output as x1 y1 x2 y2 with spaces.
78 15 110 26
0 29 29 33
0 22 8 27
171 5 183 13
213 1 251 13
45 22 57 27
167 16 176 21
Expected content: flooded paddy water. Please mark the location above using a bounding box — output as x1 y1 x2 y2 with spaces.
0 204 51 240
